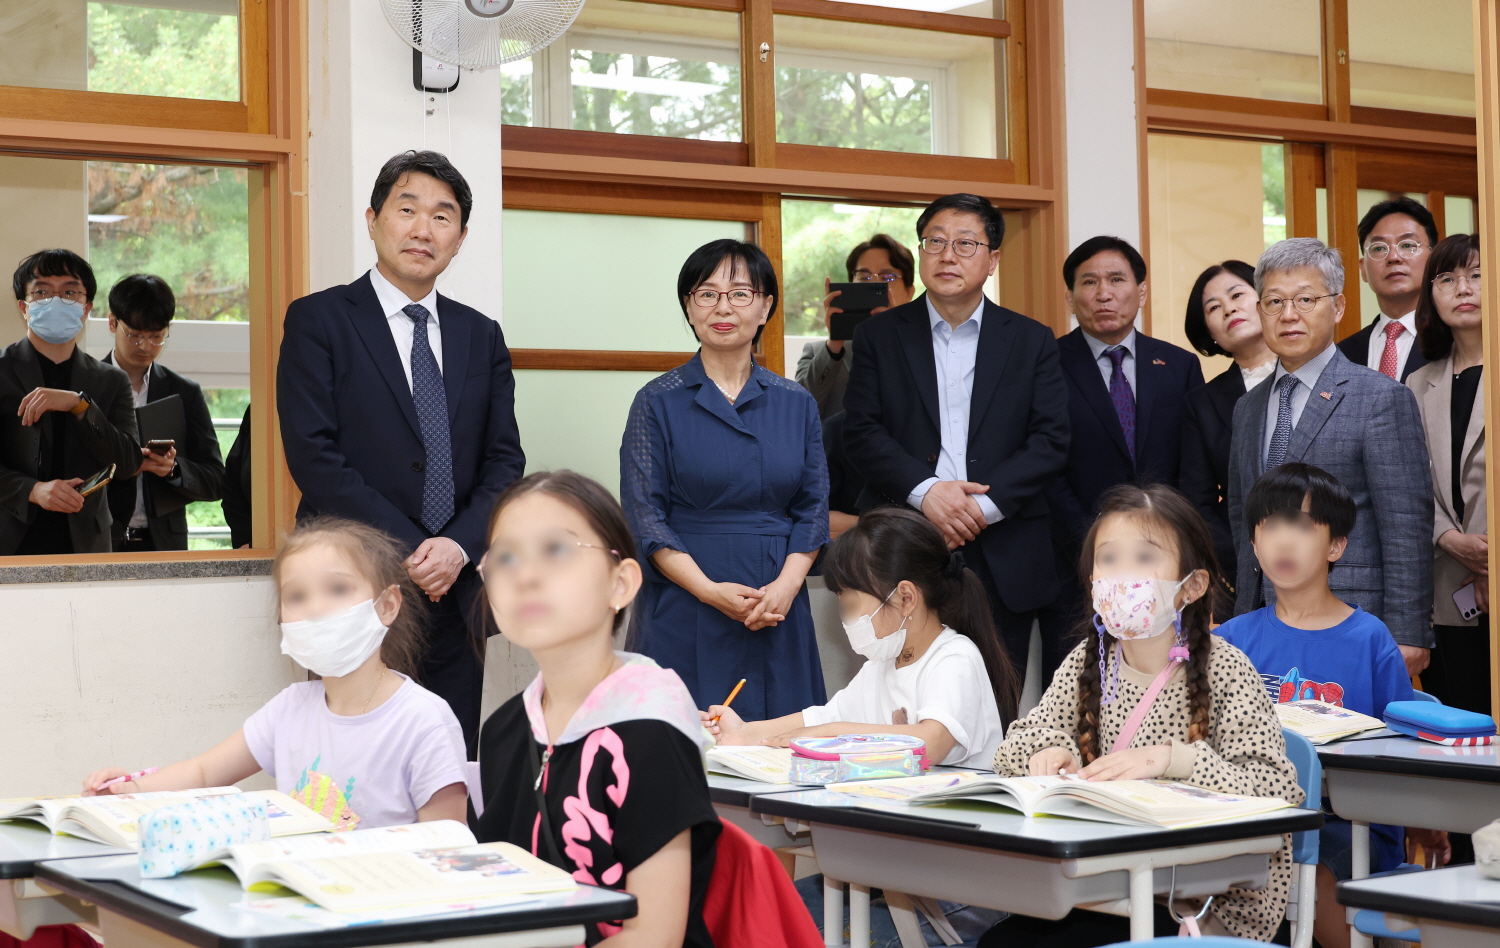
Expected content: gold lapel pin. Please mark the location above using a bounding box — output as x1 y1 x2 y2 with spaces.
1319 391 1332 399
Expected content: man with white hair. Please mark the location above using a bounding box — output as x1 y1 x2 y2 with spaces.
1226 237 1434 675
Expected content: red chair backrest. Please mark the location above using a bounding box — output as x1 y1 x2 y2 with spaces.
702 819 824 948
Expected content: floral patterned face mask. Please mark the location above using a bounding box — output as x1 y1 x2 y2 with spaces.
1090 577 1188 642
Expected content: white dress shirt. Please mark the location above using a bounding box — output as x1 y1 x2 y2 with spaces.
369 266 443 390
1364 310 1417 373
1262 343 1340 463
1082 328 1137 393
128 364 153 529
906 296 1003 524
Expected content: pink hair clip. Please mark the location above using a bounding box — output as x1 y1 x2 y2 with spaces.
1168 645 1190 663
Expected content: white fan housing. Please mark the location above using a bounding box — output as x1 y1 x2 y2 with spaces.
381 0 584 69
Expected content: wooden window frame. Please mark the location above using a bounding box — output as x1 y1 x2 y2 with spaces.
0 0 308 564
503 0 1066 379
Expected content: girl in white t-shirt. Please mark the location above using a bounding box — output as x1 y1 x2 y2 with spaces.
82 517 468 830
706 507 1015 768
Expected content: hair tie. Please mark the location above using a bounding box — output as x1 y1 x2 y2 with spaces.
944 551 966 580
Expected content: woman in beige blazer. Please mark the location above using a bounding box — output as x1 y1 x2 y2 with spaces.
1408 232 1488 714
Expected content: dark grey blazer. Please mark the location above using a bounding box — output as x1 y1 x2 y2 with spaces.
1226 348 1434 647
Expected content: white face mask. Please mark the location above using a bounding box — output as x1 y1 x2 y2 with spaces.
1090 577 1189 641
842 589 910 662
279 598 389 679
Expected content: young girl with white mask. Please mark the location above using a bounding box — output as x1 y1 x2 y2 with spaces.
982 485 1301 946
706 507 1015 769
82 517 468 830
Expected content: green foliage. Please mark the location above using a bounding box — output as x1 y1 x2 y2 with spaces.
88 163 250 322
570 50 741 140
776 69 933 153
204 388 250 422
780 202 924 336
1262 144 1288 249
503 67 534 126
87 3 239 101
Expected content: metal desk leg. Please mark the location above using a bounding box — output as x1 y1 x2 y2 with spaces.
1349 821 1372 948
850 882 871 948
1129 863 1154 941
824 875 844 947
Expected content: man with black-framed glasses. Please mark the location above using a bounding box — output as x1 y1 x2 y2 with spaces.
843 193 1070 698
102 274 225 552
1227 237 1433 678
0 249 140 555
1336 197 1438 382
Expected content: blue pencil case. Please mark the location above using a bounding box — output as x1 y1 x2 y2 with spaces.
1384 700 1497 746
138 793 269 878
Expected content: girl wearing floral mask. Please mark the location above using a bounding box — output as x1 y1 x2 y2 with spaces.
706 507 1016 769
82 517 469 830
983 484 1302 945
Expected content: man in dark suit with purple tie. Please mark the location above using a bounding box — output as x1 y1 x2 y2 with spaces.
278 151 525 752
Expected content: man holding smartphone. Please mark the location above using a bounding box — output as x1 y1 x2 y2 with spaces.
102 274 225 552
795 233 915 420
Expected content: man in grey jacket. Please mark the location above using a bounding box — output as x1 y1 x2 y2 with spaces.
795 233 914 419
1228 238 1434 675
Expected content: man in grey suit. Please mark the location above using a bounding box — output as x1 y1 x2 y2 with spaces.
1228 238 1434 675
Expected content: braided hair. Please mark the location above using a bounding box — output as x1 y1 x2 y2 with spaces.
1074 485 1223 764
824 507 1019 720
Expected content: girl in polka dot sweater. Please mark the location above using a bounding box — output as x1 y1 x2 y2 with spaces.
988 484 1303 945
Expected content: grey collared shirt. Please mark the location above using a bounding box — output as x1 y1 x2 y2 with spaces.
1262 343 1340 463
1082 328 1137 393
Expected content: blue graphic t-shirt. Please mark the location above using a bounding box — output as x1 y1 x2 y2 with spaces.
1217 605 1414 717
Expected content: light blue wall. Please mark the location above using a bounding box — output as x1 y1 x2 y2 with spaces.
512 369 664 495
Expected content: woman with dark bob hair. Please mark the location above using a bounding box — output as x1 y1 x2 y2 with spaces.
1178 259 1276 615
1407 233 1488 714
620 239 830 718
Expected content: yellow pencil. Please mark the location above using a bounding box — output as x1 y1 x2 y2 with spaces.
712 679 747 724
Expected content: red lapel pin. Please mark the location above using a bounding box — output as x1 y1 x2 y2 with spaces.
1319 391 1332 399
1152 359 1166 365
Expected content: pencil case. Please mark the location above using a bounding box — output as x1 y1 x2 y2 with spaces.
1383 700 1497 746
789 735 928 785
138 793 269 878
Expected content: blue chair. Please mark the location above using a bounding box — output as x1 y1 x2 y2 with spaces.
1412 689 1441 703
1281 729 1320 948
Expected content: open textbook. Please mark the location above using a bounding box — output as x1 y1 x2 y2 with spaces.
0 788 331 848
1274 700 1386 744
219 821 575 912
828 772 1292 829
706 746 793 784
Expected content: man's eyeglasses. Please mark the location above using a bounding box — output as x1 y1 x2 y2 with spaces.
918 237 991 257
25 289 87 303
1364 240 1426 261
1433 269 1481 295
690 289 763 308
121 328 170 349
1258 294 1336 317
852 270 902 283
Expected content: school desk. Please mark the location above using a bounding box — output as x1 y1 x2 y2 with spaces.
707 773 807 851
0 821 129 938
752 788 1321 944
33 853 637 948
1338 863 1500 948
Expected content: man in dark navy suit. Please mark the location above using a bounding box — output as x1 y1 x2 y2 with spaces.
278 151 525 752
1335 196 1436 383
1038 236 1204 680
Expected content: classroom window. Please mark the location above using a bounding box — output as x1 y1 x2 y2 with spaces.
823 0 1002 18
502 0 741 142
0 1 240 101
1348 0 1475 117
773 15 1001 158
1143 0 1322 105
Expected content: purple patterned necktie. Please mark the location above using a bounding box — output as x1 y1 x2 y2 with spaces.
403 303 454 534
1105 346 1136 462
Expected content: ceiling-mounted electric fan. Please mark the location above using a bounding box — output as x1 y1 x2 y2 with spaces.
381 0 584 69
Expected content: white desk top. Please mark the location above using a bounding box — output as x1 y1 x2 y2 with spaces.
1338 864 1500 929
0 820 131 880
1318 736 1500 782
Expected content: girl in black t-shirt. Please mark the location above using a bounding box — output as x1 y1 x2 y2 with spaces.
473 471 720 948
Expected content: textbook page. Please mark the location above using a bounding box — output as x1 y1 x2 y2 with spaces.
706 746 793 784
1275 701 1385 744
222 820 475 879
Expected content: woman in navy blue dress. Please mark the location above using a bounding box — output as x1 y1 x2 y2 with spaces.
621 239 829 720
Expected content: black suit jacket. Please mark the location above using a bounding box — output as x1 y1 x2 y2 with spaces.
0 339 140 554
1179 364 1247 601
102 355 225 551
277 272 526 562
1337 321 1428 382
221 406 252 549
842 295 1070 613
1048 329 1204 561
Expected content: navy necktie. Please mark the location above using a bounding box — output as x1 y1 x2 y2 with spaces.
404 303 454 534
1105 346 1136 462
1266 373 1299 471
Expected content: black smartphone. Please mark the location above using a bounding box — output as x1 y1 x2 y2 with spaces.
146 439 176 456
828 282 891 340
78 463 116 498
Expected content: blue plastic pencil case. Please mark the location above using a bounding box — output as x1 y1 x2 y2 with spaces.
1384 700 1497 745
137 793 270 878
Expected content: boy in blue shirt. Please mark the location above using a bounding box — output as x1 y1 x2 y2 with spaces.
1218 463 1437 948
